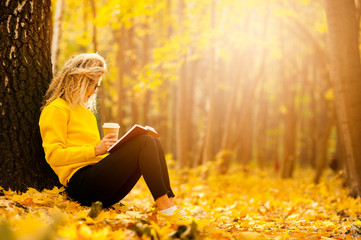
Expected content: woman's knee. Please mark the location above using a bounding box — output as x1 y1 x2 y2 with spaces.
135 134 156 146
137 134 155 141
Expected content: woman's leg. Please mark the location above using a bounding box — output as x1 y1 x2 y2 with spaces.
101 168 142 207
154 138 175 198
106 137 175 209
67 135 173 208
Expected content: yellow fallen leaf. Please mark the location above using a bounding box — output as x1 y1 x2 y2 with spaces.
234 231 265 240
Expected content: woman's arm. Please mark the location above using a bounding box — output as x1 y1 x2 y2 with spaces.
39 105 96 166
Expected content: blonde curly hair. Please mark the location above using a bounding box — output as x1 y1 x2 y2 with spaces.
42 53 107 111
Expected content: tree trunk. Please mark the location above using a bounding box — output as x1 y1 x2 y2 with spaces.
156 0 173 153
128 25 139 126
331 128 343 173
0 0 61 191
280 78 297 178
308 63 317 168
255 80 268 169
269 83 281 172
313 105 334 184
176 54 190 168
298 68 309 168
313 59 335 183
51 0 64 73
217 53 241 174
239 111 254 168
324 0 361 197
280 18 297 179
142 20 151 125
176 0 192 168
202 0 216 166
114 28 126 134
89 0 97 52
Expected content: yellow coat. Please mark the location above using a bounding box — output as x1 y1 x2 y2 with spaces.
39 98 107 186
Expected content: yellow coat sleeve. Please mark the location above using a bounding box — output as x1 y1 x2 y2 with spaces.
39 105 96 167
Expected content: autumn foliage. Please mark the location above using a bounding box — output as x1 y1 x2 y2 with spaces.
2 0 361 238
1 166 361 239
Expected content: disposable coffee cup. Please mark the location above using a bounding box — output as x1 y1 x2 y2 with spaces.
102 123 120 139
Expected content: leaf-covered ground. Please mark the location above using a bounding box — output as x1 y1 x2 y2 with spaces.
1 165 361 239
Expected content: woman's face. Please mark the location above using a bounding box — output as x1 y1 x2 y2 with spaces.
86 77 102 100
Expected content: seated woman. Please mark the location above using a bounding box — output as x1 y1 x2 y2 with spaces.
39 53 184 223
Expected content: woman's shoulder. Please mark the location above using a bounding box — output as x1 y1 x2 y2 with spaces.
49 98 69 107
42 98 71 114
42 98 90 116
40 99 71 125
45 98 70 109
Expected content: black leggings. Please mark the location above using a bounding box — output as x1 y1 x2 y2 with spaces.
66 135 175 208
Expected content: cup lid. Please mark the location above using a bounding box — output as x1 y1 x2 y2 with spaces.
103 123 120 128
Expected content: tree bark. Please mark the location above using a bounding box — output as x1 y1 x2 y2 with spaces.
156 0 173 153
142 19 151 125
128 24 139 126
51 0 64 73
280 18 297 179
217 53 241 174
313 57 335 182
313 105 334 184
255 80 268 169
202 0 216 166
308 63 317 168
268 83 281 172
0 0 61 191
114 27 126 134
280 78 297 178
324 0 361 197
89 0 97 52
176 0 192 168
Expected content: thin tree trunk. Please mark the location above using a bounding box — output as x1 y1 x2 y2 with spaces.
157 0 173 153
142 19 151 125
89 0 97 52
128 25 139 125
280 80 297 178
186 53 196 163
217 53 241 174
309 62 318 168
51 0 65 73
81 0 88 52
88 0 107 130
268 83 281 172
114 28 126 134
280 18 297 179
258 27 281 168
313 56 334 182
330 128 343 173
336 126 348 186
239 112 254 167
176 54 190 168
298 65 308 167
176 0 192 168
202 0 216 166
314 105 334 184
256 80 268 169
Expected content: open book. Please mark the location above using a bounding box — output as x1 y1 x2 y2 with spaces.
107 124 159 153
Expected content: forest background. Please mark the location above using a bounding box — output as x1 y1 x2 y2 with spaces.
2 0 361 239
53 0 341 181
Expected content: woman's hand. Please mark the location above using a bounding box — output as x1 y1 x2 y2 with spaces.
94 133 118 156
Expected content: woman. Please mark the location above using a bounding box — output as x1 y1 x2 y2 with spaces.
39 53 184 223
